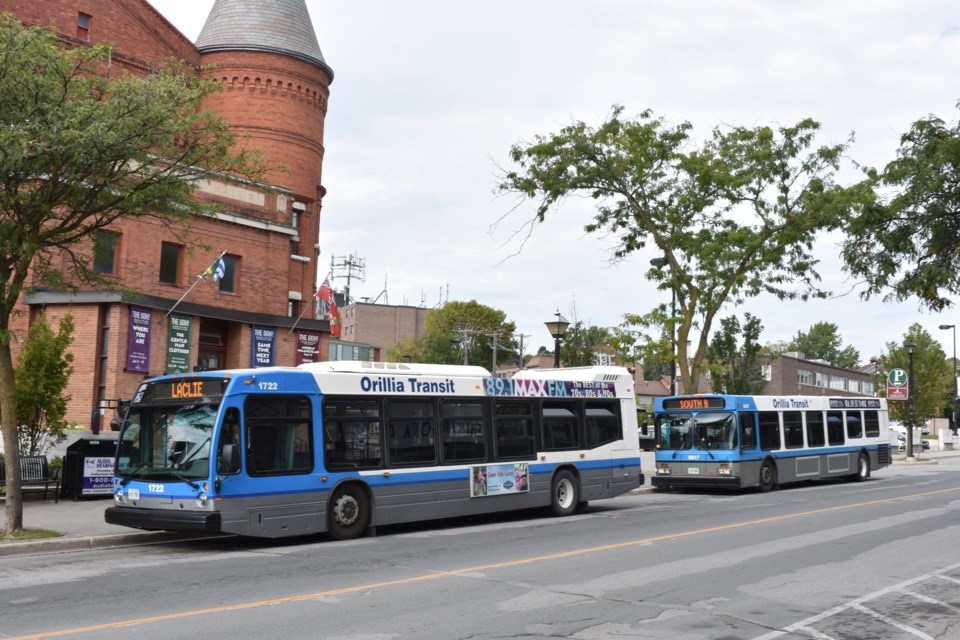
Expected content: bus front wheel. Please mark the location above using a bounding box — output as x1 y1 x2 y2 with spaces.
550 470 579 516
329 484 369 540
758 461 777 492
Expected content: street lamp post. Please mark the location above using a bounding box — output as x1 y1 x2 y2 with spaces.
939 324 958 435
905 340 917 460
545 311 569 369
650 256 676 395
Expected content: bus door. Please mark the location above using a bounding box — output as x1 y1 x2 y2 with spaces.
738 411 761 484
215 392 321 537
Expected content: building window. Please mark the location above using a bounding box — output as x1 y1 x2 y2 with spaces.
218 255 239 293
761 365 772 382
77 12 91 41
815 372 827 388
830 375 846 391
797 369 813 386
159 243 182 285
93 231 119 274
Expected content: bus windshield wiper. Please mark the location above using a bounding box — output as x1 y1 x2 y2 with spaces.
169 471 199 490
700 437 716 459
120 464 147 485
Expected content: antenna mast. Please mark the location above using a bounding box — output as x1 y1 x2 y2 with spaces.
329 251 366 306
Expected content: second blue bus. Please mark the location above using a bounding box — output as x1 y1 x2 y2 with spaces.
652 395 892 491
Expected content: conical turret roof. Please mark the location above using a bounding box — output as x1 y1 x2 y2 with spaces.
196 0 333 79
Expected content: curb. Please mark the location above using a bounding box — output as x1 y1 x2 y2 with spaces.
0 531 217 557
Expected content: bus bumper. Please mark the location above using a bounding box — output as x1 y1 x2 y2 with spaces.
651 476 742 489
105 506 222 533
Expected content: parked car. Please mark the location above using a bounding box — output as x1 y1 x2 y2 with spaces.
896 431 930 451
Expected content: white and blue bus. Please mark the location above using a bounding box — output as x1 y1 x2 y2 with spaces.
105 362 644 539
651 395 892 491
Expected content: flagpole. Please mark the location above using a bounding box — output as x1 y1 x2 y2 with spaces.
158 250 226 325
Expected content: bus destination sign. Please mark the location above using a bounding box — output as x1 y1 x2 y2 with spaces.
133 378 228 405
662 397 727 410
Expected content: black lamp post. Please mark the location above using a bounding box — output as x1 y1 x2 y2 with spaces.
939 324 958 435
905 339 917 459
650 256 676 395
545 311 569 369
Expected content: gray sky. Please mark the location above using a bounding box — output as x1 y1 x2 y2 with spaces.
150 0 960 363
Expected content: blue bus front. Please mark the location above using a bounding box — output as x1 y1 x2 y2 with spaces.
651 396 746 489
105 375 233 533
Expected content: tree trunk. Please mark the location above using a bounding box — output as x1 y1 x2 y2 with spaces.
0 338 23 533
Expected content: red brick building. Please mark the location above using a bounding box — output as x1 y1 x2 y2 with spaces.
6 0 335 428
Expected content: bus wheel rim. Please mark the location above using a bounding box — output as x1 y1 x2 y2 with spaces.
335 495 359 525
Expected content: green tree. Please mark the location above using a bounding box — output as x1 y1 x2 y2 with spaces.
15 314 74 456
0 16 260 533
560 321 612 367
876 324 950 428
497 105 871 393
706 313 766 394
385 301 516 369
792 322 861 369
843 102 960 311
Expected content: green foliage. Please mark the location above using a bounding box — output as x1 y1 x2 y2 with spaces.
559 322 612 367
876 324 951 427
498 105 871 392
0 15 261 532
843 102 960 311
792 322 861 369
0 15 263 338
14 314 74 455
706 313 766 394
385 301 516 368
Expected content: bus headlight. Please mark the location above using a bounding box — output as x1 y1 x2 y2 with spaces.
656 466 671 475
115 488 125 504
196 492 208 508
718 467 733 476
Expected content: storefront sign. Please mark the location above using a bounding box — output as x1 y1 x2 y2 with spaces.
296 330 322 365
166 314 192 374
126 306 152 372
251 325 276 368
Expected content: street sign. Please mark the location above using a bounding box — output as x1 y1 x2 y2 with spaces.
887 367 909 400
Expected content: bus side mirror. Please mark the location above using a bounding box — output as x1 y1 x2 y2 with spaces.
641 421 649 436
221 444 241 474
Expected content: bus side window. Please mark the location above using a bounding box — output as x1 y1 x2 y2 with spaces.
217 407 241 475
740 412 757 450
827 411 845 445
758 411 781 450
806 411 826 447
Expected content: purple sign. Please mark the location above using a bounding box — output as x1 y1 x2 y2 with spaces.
251 325 276 368
296 331 321 365
126 306 152 372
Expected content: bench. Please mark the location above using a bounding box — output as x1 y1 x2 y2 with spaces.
0 455 60 502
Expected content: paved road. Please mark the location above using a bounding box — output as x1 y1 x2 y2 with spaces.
2 454 959 639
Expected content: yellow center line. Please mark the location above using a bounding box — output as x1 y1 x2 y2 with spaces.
10 486 959 640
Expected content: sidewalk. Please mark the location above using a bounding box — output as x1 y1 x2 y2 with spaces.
2 446 959 557
0 497 210 557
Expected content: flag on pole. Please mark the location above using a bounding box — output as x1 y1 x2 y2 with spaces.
316 275 341 337
203 253 226 282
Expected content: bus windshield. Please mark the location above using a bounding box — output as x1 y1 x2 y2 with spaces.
116 403 219 482
695 412 737 450
657 411 738 451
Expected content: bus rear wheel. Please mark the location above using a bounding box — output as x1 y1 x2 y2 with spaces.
758 461 777 492
329 484 369 540
550 470 579 516
851 452 871 482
